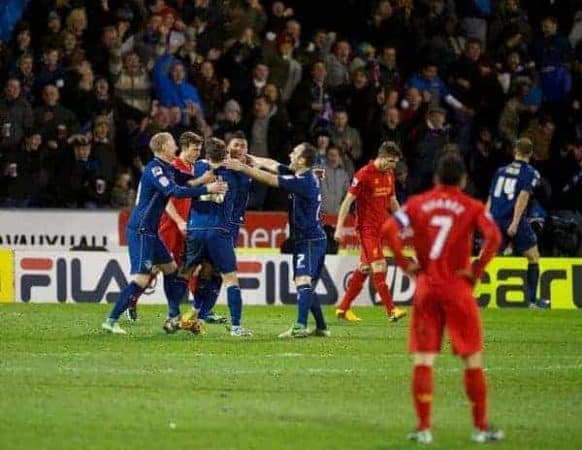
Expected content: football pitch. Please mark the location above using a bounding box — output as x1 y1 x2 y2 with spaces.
1 305 581 450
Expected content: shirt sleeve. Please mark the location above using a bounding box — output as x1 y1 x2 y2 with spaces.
347 170 364 196
149 164 208 198
277 165 293 175
277 173 310 195
517 167 540 194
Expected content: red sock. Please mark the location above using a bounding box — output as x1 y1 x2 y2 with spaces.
188 274 198 298
465 368 488 431
413 365 433 430
372 271 394 313
339 269 368 310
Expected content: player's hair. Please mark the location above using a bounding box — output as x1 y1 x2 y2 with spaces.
436 154 466 186
149 132 174 154
299 143 317 168
514 137 534 156
377 141 402 158
205 137 227 163
179 131 203 148
227 130 247 144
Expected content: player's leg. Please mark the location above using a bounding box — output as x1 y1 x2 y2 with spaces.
125 268 157 322
102 231 152 334
309 238 329 336
369 256 407 322
200 272 226 323
336 233 370 320
407 277 443 442
520 237 550 308
279 240 314 338
443 280 504 443
207 230 251 336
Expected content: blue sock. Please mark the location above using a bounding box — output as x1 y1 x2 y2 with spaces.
296 284 314 327
109 281 142 320
202 274 222 316
527 263 540 304
310 291 327 330
226 285 242 326
194 277 211 310
164 271 188 318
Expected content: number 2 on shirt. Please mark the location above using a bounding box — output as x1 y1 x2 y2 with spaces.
429 215 453 260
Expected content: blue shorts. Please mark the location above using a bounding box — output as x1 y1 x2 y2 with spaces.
495 218 537 255
184 228 237 274
293 237 327 282
230 225 240 248
127 229 173 274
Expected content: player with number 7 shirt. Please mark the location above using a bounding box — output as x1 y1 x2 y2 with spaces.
380 154 503 445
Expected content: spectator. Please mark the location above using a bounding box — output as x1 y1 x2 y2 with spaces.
407 104 450 194
325 39 351 89
112 52 152 116
289 60 332 140
263 32 302 103
0 131 46 207
91 115 118 186
320 146 350 214
378 45 403 91
33 84 79 143
110 169 136 209
0 78 33 149
11 53 35 104
152 53 203 114
532 16 573 68
55 134 107 208
329 109 362 171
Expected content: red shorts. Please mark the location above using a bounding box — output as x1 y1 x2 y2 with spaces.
159 226 185 267
358 232 384 264
409 275 483 356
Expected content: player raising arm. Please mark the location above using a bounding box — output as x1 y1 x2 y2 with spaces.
381 154 503 445
224 143 330 338
101 132 227 335
334 141 407 323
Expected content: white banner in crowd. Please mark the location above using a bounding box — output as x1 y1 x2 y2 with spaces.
0 210 121 251
13 251 415 306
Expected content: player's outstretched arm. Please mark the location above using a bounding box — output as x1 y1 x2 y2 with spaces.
248 156 281 174
187 170 215 187
334 193 355 243
222 158 279 187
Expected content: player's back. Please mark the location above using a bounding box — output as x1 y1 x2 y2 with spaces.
405 185 484 282
489 161 539 222
188 160 238 231
230 172 251 228
351 162 394 231
128 157 175 234
279 167 325 241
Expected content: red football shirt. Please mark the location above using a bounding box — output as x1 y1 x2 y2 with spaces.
348 161 395 233
394 185 499 281
159 157 193 234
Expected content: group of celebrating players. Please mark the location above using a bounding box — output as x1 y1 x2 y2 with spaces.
101 127 550 444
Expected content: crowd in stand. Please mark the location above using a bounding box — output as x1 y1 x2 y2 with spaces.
0 0 580 217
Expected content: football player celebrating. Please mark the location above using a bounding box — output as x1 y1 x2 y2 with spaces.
102 132 227 334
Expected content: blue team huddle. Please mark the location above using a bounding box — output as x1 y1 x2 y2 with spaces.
103 131 330 337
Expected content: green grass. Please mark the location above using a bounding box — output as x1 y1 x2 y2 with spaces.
0 305 581 450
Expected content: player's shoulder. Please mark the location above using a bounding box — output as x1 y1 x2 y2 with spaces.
194 159 210 169
145 159 167 178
